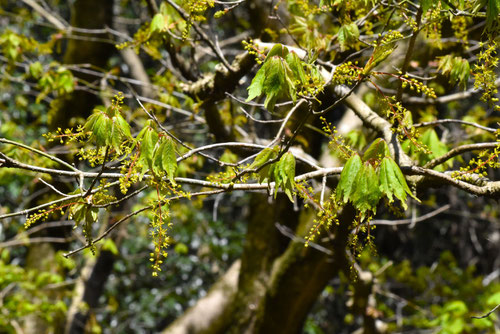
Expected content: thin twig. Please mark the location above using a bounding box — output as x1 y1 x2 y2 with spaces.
424 142 499 169
471 303 500 319
371 204 451 226
83 146 109 198
38 178 71 197
165 0 234 72
63 189 225 257
0 138 78 172
412 119 497 133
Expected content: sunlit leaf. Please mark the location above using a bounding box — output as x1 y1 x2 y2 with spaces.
363 138 390 162
338 23 359 52
162 136 177 185
351 162 380 214
336 154 362 203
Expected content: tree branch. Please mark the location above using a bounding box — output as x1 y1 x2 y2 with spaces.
424 142 498 169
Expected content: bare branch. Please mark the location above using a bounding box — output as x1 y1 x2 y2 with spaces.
471 303 500 319
372 204 451 226
21 0 67 30
0 138 78 172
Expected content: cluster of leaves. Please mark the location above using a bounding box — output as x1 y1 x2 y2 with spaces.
305 139 418 249
134 121 178 186
68 203 99 254
337 23 360 52
288 15 332 52
246 44 323 111
403 128 451 171
438 55 470 89
336 139 418 217
0 30 51 62
378 251 500 333
149 2 185 36
0 250 68 332
249 147 297 202
362 30 403 76
34 65 75 103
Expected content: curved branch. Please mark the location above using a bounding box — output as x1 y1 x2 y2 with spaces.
413 119 497 133
403 166 500 198
424 142 499 169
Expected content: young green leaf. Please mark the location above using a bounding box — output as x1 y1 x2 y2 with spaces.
113 113 132 139
94 114 111 147
266 43 289 60
137 122 159 178
250 147 278 170
262 57 287 111
338 23 360 52
351 163 380 214
419 129 450 171
363 138 390 162
246 63 267 102
379 157 418 209
285 51 307 84
362 43 398 76
29 61 43 79
150 13 165 33
70 203 86 225
274 152 296 202
162 136 177 185
336 154 362 203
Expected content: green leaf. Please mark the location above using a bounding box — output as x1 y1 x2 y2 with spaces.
285 51 307 84
109 121 123 153
94 115 111 147
439 56 470 89
252 147 280 184
486 291 500 305
150 13 165 33
246 63 267 102
29 61 43 79
363 138 390 162
266 43 289 60
137 123 159 178
250 147 279 170
274 152 296 202
336 154 362 203
486 0 500 31
450 58 470 89
70 203 86 224
438 55 454 75
379 157 418 209
85 207 99 224
338 23 360 52
362 43 398 76
247 45 296 112
351 162 380 214
419 129 450 171
162 136 178 185
443 300 468 314
113 113 132 139
174 242 189 255
262 57 287 111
